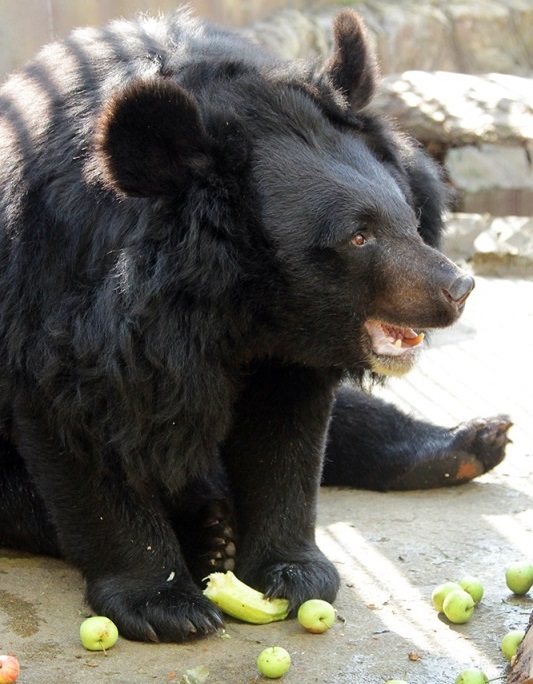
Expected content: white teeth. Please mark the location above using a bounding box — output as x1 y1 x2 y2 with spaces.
364 319 425 358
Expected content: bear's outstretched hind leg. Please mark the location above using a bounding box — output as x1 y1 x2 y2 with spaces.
323 385 511 491
388 415 512 490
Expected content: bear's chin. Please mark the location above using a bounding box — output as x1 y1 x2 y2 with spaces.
362 319 425 377
367 349 422 377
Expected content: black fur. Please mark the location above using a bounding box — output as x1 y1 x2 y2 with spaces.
0 9 506 642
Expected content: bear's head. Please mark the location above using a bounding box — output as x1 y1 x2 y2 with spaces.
95 9 473 378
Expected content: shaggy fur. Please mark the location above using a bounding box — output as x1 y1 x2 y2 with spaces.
0 9 508 642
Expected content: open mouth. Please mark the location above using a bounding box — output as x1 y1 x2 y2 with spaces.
364 319 425 358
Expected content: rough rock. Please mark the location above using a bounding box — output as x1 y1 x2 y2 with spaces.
250 1 533 77
371 73 533 215
446 144 533 216
370 72 533 216
372 71 533 147
443 213 533 275
246 9 331 61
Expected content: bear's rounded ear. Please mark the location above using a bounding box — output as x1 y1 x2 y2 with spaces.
323 9 379 111
95 78 211 198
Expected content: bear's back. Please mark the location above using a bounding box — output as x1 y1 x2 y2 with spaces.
0 11 273 222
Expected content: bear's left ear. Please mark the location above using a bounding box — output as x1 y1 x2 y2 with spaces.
323 9 379 111
96 78 211 197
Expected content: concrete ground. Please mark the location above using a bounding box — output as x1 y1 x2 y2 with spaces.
1 274 532 684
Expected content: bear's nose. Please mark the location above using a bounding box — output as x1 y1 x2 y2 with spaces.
442 273 475 307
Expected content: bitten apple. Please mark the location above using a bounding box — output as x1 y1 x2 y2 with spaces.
297 599 336 634
79 616 119 651
0 655 20 684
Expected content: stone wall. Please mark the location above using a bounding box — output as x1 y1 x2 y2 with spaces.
369 71 533 217
251 2 533 228
250 0 533 77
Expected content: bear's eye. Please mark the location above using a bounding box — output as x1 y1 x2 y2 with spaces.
351 233 366 247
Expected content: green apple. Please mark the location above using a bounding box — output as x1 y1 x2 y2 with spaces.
458 576 484 604
505 562 533 595
442 589 475 624
501 629 525 662
256 647 291 679
431 581 462 612
297 599 336 633
454 669 488 684
79 616 119 651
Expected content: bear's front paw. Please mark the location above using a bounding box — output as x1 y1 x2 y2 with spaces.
86 575 224 642
241 552 340 613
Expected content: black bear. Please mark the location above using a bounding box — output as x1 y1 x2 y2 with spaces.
0 9 510 642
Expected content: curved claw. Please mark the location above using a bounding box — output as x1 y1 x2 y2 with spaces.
87 576 225 643
145 622 160 643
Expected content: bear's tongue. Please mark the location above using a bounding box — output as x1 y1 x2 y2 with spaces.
364 319 425 357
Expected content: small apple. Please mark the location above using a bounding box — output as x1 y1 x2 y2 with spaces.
256 646 291 679
297 599 336 633
458 576 484 604
501 629 525 662
505 562 533 595
79 616 119 651
431 581 462 612
442 589 475 624
0 656 20 684
454 669 488 684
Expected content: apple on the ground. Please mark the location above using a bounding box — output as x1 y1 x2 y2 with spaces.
431 582 462 612
79 616 119 651
256 646 291 679
505 562 533 595
0 655 20 684
442 589 475 624
454 669 488 684
297 599 336 634
501 629 525 662
458 576 484 604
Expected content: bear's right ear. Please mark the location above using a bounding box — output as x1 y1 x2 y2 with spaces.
322 9 379 111
96 78 211 198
